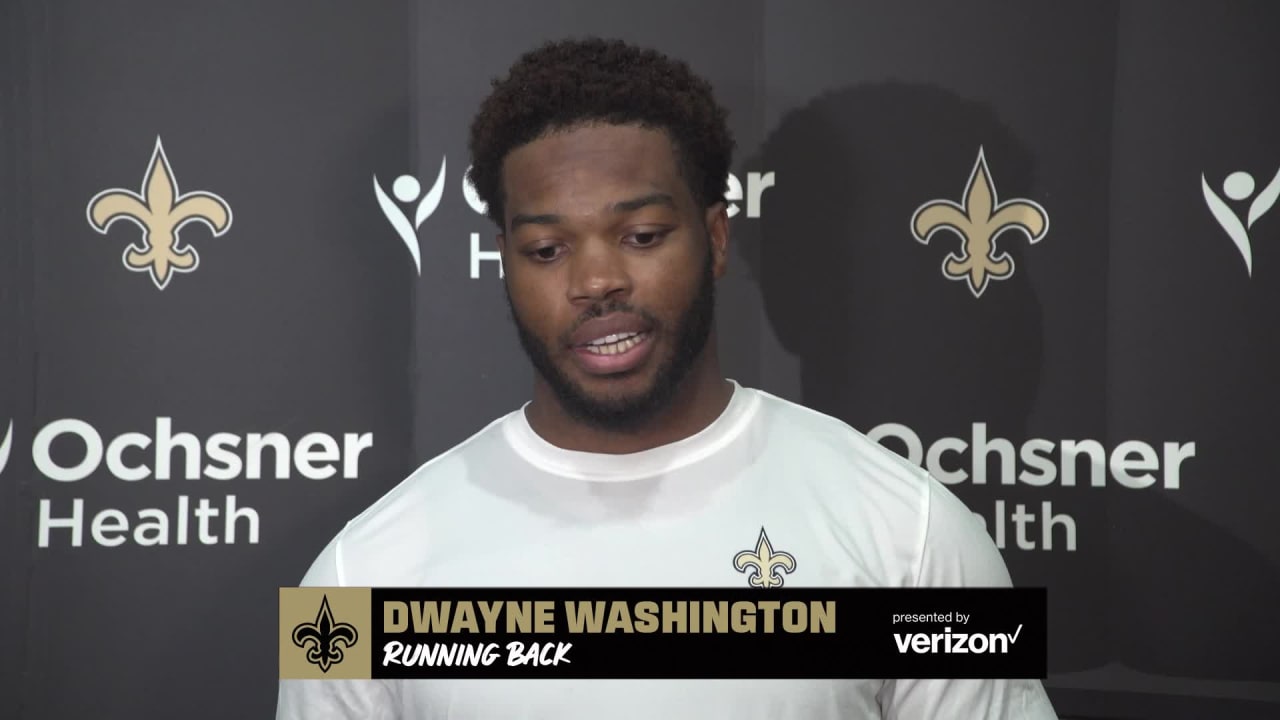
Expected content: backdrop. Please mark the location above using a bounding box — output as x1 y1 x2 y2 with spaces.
2 1 1278 718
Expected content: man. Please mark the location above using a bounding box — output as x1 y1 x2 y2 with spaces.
277 37 1059 719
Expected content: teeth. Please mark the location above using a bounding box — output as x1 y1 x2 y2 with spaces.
583 332 646 355
587 331 637 347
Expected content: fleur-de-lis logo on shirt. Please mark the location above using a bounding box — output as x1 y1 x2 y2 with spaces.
86 137 232 290
734 528 797 588
910 147 1048 298
291 595 359 673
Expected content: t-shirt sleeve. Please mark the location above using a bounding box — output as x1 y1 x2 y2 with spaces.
275 531 399 720
878 474 1060 719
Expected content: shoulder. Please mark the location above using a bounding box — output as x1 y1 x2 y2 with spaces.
750 386 933 493
296 411 514 587
747 387 1010 588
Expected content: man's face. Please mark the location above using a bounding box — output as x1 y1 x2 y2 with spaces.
497 123 728 432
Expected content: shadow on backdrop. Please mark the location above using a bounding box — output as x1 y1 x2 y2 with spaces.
739 81 1280 706
738 81 1109 674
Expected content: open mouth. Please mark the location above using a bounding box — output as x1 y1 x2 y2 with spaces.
580 331 649 355
571 330 654 375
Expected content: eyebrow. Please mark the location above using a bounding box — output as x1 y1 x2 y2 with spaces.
612 192 675 214
508 192 676 232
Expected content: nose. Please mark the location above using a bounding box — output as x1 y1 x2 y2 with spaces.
567 239 632 304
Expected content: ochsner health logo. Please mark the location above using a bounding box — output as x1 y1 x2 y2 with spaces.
7 416 374 549
374 158 448 275
0 419 12 476
375 159 775 279
1202 167 1280 277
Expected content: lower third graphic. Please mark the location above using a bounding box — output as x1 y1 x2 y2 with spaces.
279 587 372 679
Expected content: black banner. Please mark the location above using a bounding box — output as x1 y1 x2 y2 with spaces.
360 588 1046 680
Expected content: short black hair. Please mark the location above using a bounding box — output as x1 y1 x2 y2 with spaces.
467 37 735 229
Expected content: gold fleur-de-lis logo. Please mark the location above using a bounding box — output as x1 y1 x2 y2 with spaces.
86 137 232 290
291 595 359 673
733 528 797 588
910 147 1048 298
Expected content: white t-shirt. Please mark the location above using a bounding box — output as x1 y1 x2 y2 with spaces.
277 381 1059 719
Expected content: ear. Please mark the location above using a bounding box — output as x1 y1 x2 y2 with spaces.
704 202 730 279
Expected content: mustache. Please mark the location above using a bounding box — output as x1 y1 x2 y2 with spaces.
560 300 661 345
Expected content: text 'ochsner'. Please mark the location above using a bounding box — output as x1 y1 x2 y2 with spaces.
869 422 1195 553
27 417 374 549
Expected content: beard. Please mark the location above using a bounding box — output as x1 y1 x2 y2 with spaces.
505 246 716 434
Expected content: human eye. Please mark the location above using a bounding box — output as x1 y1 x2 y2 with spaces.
624 229 672 247
525 244 566 262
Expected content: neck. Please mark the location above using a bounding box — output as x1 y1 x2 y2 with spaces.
524 345 734 455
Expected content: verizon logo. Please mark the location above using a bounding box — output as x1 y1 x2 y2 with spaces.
894 625 1023 654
